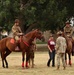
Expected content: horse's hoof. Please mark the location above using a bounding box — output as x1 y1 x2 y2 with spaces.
22 63 24 68
3 66 5 68
6 66 8 68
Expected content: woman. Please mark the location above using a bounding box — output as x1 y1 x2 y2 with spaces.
47 34 55 67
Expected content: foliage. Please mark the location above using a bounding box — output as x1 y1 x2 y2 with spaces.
0 0 74 33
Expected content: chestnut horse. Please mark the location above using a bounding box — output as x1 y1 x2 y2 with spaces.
0 29 44 68
63 33 72 66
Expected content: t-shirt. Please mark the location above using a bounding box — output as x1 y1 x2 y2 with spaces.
48 39 55 50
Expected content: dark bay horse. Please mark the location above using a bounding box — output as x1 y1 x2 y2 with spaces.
63 33 72 66
0 29 44 68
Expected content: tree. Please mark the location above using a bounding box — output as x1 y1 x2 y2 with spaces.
0 0 74 33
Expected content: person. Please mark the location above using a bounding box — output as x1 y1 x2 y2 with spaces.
1 30 8 38
47 34 55 67
26 38 37 68
29 41 36 68
55 31 67 70
12 19 23 49
64 21 74 56
64 21 73 37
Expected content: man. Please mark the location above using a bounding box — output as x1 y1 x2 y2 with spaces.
12 19 23 49
64 21 74 56
55 31 67 70
64 21 73 37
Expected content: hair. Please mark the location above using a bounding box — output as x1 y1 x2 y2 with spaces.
15 19 20 23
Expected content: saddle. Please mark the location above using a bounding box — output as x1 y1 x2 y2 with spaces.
10 37 22 52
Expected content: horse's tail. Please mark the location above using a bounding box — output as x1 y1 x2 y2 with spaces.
0 52 2 58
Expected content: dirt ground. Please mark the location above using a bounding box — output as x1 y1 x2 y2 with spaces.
0 52 74 75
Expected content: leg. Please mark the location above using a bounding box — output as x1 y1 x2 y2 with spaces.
57 53 60 69
1 52 6 68
68 53 72 66
52 50 55 67
22 51 25 68
32 58 34 68
26 52 30 68
62 53 66 70
4 50 11 68
47 51 52 67
65 53 67 65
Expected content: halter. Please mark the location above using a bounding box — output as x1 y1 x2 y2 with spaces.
20 36 29 47
23 41 29 47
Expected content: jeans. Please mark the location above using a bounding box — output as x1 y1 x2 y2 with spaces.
47 50 55 66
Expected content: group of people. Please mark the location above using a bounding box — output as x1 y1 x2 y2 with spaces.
3 18 74 69
47 21 74 70
12 18 74 69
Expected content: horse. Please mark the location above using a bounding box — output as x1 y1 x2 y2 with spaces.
0 29 44 68
63 33 73 66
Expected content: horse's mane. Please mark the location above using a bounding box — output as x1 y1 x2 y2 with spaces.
25 30 35 38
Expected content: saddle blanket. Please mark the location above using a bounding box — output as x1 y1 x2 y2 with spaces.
10 39 15 44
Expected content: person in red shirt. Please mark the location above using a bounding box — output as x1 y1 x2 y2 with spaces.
47 34 55 67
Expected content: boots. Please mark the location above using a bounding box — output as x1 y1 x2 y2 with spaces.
15 40 20 51
57 66 59 70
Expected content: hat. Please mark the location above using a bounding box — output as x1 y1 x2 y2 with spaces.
57 31 62 35
15 19 20 23
65 21 71 24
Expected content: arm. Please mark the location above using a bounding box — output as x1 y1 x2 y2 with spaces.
55 38 59 52
47 45 52 52
70 27 73 36
12 26 18 35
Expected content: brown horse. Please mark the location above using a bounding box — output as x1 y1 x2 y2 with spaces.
0 29 44 68
63 33 72 66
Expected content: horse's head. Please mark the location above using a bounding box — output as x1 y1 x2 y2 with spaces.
34 29 45 41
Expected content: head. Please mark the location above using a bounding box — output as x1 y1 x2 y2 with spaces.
65 21 70 27
57 31 63 36
34 29 45 41
49 34 54 40
15 19 20 26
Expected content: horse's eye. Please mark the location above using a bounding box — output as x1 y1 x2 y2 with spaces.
39 32 41 34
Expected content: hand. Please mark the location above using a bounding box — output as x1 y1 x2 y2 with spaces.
19 33 24 36
50 50 52 53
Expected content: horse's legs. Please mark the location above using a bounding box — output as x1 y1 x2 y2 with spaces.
68 53 72 66
22 51 25 68
1 52 5 68
25 52 30 68
65 53 67 65
4 50 11 68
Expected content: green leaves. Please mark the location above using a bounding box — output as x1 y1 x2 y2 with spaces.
0 0 74 32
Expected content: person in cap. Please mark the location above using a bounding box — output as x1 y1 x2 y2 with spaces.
47 34 56 67
64 21 73 37
55 31 67 70
12 19 23 50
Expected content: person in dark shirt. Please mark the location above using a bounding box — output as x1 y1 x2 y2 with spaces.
47 34 55 67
